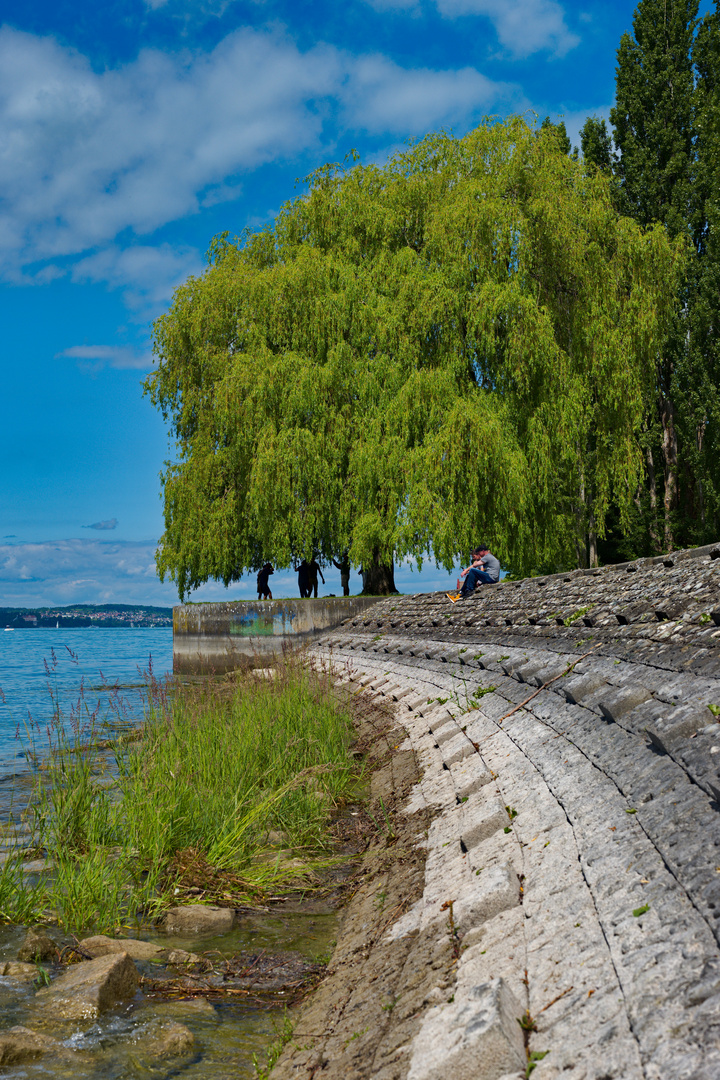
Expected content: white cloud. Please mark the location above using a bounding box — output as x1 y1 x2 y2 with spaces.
57 344 155 371
0 25 519 295
71 244 203 314
0 539 461 607
340 56 514 132
0 540 180 606
367 0 579 58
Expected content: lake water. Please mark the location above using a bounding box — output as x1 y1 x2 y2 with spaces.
0 628 173 779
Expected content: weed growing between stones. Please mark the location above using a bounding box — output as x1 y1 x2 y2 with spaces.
252 1009 295 1080
2 655 362 933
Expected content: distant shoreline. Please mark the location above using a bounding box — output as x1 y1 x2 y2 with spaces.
1 604 173 630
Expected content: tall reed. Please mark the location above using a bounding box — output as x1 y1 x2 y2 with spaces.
5 654 359 933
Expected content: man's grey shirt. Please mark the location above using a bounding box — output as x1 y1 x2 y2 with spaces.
481 552 501 582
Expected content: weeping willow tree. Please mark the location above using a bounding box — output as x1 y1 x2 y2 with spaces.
145 117 682 599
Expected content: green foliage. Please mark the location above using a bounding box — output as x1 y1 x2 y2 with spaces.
253 1009 295 1080
580 117 613 174
540 117 573 156
605 0 720 553
526 1051 549 1078
146 118 681 595
611 0 698 235
564 606 590 625
7 659 360 932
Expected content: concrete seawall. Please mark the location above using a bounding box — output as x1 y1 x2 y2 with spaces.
173 596 382 674
272 542 720 1079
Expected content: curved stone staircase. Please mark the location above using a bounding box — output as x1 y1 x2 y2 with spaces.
308 543 720 1079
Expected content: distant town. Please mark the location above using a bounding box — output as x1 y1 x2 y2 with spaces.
0 604 173 629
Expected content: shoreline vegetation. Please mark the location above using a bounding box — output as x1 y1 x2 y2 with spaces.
0 654 364 933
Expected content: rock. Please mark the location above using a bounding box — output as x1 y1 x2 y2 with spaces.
79 934 162 962
163 948 202 965
20 859 54 873
17 928 56 963
0 1026 68 1067
135 1019 195 1059
0 961 38 979
150 996 217 1019
34 951 139 1019
162 904 235 934
78 934 200 964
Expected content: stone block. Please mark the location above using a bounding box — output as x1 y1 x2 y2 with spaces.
514 660 546 684
453 864 520 935
391 686 416 702
597 685 652 722
450 756 493 799
34 951 139 1019
527 661 571 687
644 705 713 752
562 672 608 705
462 798 510 850
407 978 526 1080
442 734 475 767
434 722 460 746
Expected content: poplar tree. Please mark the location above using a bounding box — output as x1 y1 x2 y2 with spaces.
145 119 681 599
687 5 720 536
610 0 699 550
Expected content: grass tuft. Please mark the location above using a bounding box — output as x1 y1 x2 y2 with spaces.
6 654 361 933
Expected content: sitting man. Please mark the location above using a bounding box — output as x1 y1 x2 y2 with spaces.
459 544 500 597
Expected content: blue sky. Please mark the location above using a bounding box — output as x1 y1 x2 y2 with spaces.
0 0 690 606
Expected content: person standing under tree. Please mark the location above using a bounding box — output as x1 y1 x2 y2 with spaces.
256 563 274 600
333 554 351 596
306 559 325 598
296 560 310 598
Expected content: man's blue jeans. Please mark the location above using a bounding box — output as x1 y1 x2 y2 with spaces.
461 568 494 596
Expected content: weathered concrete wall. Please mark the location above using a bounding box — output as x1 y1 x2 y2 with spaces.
173 596 382 673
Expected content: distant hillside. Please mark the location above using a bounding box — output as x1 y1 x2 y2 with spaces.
0 604 173 629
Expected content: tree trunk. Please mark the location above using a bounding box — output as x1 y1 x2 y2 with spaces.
361 552 398 595
587 507 598 568
660 395 678 551
697 421 706 527
646 443 660 553
575 465 588 569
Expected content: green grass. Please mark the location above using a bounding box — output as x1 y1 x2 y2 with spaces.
5 656 361 933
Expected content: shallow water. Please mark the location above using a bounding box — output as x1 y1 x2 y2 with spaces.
0 629 334 1077
0 628 173 823
0 911 337 1078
